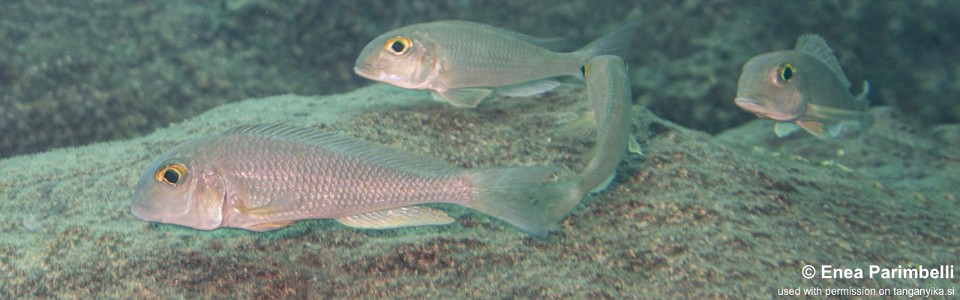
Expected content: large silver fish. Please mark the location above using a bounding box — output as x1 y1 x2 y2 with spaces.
354 20 638 107
575 55 636 194
130 125 581 235
734 34 870 138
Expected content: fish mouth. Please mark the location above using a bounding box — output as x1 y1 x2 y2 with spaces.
734 96 762 109
353 66 397 83
735 97 798 121
735 96 776 119
130 197 171 223
353 65 377 80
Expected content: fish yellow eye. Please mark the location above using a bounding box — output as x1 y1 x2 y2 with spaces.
155 163 188 187
384 36 412 55
779 63 796 83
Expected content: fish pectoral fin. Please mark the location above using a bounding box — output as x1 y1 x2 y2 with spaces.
554 112 597 138
774 122 802 137
237 193 299 216
795 120 828 139
628 134 643 155
245 221 296 232
335 206 455 230
496 79 561 97
435 88 494 107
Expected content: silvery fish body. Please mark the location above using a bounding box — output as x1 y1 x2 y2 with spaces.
734 34 870 138
576 55 634 194
354 20 638 107
130 125 580 235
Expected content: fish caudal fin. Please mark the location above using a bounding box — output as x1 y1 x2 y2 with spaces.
578 22 640 67
464 167 583 236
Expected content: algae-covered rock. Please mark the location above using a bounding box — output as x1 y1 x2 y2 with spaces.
0 85 956 298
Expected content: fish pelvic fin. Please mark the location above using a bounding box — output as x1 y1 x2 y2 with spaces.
578 22 640 66
795 120 828 138
464 167 583 236
433 88 494 107
774 122 802 137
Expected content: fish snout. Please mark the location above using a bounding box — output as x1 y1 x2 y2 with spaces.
353 65 377 80
130 200 163 222
734 96 764 111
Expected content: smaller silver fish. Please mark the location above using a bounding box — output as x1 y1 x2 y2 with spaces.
735 34 870 138
130 125 581 235
354 20 639 107
574 55 636 194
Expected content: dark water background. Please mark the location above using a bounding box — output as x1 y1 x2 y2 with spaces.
1 0 956 158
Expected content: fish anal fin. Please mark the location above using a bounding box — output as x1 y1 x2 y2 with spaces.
795 120 828 139
335 206 454 230
774 122 802 137
246 221 296 232
497 79 560 97
435 88 494 107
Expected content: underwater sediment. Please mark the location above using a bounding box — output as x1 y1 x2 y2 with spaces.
0 85 956 298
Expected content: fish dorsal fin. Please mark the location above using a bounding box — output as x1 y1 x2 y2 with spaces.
223 124 459 175
335 206 454 229
794 34 851 88
448 20 576 52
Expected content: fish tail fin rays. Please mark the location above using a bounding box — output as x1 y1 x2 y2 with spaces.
464 167 583 236
576 22 640 72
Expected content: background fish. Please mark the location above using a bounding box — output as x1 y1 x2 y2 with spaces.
354 20 638 107
734 34 870 138
573 55 637 194
130 124 581 235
